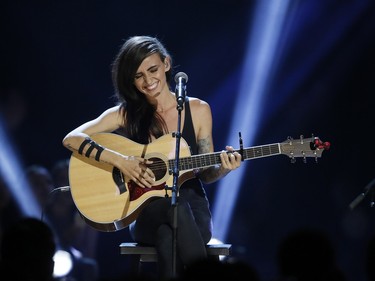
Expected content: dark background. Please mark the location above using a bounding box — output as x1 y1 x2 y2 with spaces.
1 1 375 280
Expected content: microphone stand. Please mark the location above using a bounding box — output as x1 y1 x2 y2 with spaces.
170 95 185 277
349 178 375 210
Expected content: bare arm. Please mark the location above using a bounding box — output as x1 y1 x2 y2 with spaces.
196 136 241 184
62 106 156 188
189 98 242 184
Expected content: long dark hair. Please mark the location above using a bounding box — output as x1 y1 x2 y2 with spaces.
111 36 173 143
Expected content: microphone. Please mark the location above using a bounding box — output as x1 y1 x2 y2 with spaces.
174 72 188 109
349 178 375 210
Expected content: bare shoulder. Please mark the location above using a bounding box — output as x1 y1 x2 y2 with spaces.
101 105 124 125
102 105 122 115
82 105 123 133
187 97 213 140
188 97 211 114
98 105 122 120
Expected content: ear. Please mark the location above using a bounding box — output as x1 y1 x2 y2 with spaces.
164 57 171 71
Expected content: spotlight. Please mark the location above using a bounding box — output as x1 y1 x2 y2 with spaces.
53 249 73 278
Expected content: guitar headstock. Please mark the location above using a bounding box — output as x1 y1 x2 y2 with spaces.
280 135 330 163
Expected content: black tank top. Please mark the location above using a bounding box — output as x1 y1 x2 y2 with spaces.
182 96 198 155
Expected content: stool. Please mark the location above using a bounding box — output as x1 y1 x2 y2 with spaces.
119 242 232 274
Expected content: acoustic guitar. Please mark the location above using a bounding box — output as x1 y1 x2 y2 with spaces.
68 133 330 232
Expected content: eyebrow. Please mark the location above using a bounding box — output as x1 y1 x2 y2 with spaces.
135 64 159 76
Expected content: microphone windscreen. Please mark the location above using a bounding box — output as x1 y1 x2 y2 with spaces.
174 72 188 83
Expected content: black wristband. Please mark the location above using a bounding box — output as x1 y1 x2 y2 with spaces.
85 140 96 157
79 137 105 161
95 145 104 161
78 138 91 155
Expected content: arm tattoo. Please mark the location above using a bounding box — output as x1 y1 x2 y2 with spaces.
197 137 211 154
196 137 229 183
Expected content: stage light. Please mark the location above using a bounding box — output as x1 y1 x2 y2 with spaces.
212 0 291 242
53 249 73 278
0 115 40 217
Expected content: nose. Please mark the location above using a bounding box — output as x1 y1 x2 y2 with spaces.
143 74 152 84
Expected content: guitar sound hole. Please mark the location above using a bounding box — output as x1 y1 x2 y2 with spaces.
112 167 127 194
149 157 167 181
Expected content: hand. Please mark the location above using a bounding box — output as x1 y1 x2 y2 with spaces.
118 156 155 188
220 145 242 171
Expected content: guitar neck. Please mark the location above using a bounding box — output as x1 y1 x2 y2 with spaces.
176 143 281 171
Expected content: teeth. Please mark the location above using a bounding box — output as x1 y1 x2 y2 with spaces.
146 82 157 90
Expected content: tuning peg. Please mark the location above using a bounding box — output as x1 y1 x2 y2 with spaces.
323 141 331 150
290 156 296 164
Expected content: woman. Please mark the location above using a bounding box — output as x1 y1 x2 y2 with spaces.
62 35 242 279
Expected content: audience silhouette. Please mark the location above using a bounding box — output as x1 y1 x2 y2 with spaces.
178 256 259 281
275 228 346 281
50 159 99 260
366 234 375 281
25 163 99 281
0 217 57 281
2 164 364 281
0 176 22 244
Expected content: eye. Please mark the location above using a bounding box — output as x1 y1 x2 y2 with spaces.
150 66 158 73
134 74 143 80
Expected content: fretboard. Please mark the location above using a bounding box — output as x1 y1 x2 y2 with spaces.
170 143 281 171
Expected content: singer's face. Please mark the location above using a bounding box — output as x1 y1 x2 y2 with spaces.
134 53 170 98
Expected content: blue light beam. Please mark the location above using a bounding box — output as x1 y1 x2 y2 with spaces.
0 115 41 218
212 0 291 242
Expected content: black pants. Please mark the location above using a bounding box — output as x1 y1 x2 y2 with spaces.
129 179 213 280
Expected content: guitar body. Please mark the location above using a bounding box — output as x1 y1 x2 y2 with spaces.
69 133 193 232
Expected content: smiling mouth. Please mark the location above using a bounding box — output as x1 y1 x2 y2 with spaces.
145 81 158 91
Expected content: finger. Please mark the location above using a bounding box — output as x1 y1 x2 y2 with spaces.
138 164 155 180
137 164 147 175
224 153 231 162
136 157 153 165
132 177 145 188
219 151 227 162
144 159 153 164
140 176 154 188
220 152 230 168
145 167 155 179
140 170 155 184
225 152 238 168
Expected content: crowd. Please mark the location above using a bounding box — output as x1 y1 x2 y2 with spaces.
0 159 98 281
1 160 375 281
